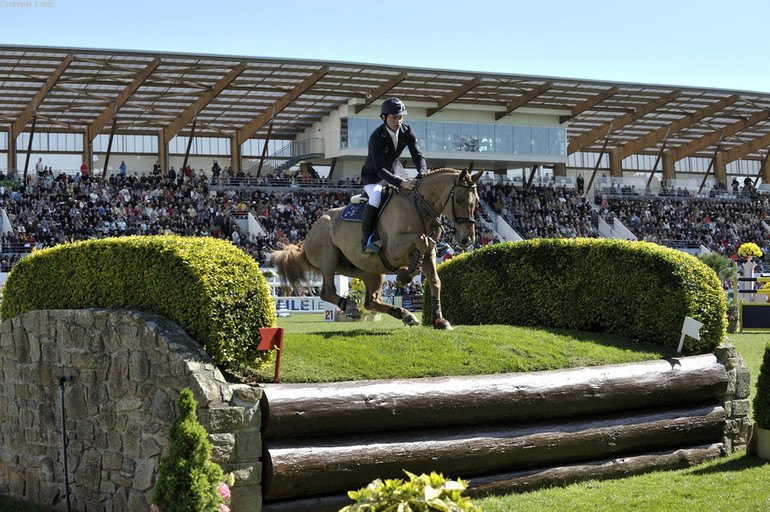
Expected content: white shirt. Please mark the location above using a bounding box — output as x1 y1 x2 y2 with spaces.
386 126 399 149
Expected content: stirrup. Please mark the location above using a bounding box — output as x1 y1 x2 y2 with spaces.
363 235 382 254
435 242 450 258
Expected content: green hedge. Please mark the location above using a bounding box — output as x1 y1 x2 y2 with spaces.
0 235 276 372
424 238 725 354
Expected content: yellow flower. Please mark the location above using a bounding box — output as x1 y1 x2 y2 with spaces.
738 242 763 259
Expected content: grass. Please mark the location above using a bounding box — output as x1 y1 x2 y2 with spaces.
261 314 675 383
4 315 769 511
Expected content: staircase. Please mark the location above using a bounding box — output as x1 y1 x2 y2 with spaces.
245 138 324 175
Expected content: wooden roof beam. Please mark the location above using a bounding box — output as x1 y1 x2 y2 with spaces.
494 82 552 121
615 95 739 160
671 108 770 161
426 77 481 117
567 91 681 154
162 62 246 144
87 58 160 141
355 72 406 113
235 66 328 145
560 87 617 124
11 53 73 136
723 131 770 164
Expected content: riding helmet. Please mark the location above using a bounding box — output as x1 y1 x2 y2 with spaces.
381 97 407 116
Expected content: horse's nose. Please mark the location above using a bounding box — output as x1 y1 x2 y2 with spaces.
459 237 471 248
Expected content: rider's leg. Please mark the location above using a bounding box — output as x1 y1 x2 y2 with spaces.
362 183 383 254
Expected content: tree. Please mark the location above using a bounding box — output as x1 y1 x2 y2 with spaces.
152 388 224 512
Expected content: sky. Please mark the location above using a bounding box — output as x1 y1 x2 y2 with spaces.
2 0 770 93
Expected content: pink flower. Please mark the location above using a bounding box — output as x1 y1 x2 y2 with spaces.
219 505 230 512
218 482 231 501
150 505 160 512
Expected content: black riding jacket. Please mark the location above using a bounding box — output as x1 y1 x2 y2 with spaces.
361 122 427 186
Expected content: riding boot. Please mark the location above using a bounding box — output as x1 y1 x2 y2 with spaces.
361 204 382 254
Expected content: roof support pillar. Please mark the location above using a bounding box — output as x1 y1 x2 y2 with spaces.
83 132 92 175
608 149 622 178
662 151 675 183
230 135 241 173
713 152 727 189
553 162 566 177
22 114 37 182
7 127 17 175
158 129 168 175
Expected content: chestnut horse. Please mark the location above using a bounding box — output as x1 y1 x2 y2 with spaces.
272 168 482 329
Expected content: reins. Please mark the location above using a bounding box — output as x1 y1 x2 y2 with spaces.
411 173 476 237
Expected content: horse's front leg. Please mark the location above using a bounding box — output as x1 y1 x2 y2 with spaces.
362 274 419 327
386 234 432 286
421 248 452 330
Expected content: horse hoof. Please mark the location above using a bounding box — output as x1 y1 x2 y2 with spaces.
434 318 453 330
402 313 420 326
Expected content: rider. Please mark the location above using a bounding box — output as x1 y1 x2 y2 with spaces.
360 97 427 254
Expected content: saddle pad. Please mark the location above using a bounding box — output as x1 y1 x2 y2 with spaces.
340 203 364 222
340 190 394 223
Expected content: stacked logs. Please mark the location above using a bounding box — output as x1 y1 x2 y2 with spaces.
260 354 728 511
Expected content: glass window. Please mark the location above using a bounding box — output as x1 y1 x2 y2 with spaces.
495 125 512 154
348 118 369 149
426 122 444 152
532 127 549 155
513 125 531 154
549 127 567 156
340 118 348 148
409 120 426 148
460 123 478 152
479 124 494 152
0 132 7 151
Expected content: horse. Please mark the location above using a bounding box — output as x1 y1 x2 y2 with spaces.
272 168 482 330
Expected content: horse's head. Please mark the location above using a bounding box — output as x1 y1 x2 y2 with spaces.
446 169 482 249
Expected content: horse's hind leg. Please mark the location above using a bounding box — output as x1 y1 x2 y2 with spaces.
320 272 360 318
362 274 419 326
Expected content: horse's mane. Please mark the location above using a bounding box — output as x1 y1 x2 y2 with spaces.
422 167 461 178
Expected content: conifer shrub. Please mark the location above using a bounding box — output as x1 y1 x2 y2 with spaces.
754 344 770 430
425 238 725 354
152 388 224 512
0 235 276 373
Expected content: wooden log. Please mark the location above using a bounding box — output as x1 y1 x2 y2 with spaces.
263 405 724 501
261 354 727 438
260 444 723 512
465 443 724 496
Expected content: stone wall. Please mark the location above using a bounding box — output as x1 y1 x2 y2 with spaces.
0 309 263 512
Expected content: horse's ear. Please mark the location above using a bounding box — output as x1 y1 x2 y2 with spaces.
459 169 469 182
471 170 483 184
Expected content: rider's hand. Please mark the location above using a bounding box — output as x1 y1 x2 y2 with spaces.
401 178 416 190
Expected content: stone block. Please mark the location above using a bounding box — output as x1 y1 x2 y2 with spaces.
235 430 262 460
127 490 150 512
103 451 123 471
133 458 157 491
230 484 262 512
210 433 236 462
128 351 150 382
199 406 245 432
221 462 262 484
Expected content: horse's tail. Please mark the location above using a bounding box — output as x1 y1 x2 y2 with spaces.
271 242 312 291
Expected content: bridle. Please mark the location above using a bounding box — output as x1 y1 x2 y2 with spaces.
412 173 477 235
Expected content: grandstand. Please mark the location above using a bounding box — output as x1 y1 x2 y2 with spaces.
1 45 769 287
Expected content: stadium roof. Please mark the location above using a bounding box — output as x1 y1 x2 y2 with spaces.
3 45 770 167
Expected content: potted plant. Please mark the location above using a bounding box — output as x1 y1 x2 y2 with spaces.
751 344 770 459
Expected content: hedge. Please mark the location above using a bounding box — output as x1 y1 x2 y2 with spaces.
424 238 725 354
0 235 276 373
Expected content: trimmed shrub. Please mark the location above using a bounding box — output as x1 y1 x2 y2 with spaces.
0 235 276 373
341 471 480 512
425 238 725 354
152 388 224 512
754 344 770 430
